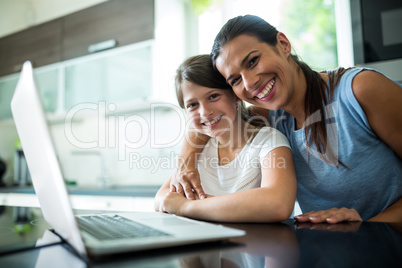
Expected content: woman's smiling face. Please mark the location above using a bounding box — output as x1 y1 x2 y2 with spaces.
215 33 295 111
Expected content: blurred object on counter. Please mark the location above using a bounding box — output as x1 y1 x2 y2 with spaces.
14 149 32 187
0 156 6 187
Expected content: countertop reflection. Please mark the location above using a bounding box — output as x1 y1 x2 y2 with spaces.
1 206 402 268
0 184 160 197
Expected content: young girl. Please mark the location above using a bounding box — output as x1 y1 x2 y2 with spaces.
154 55 297 222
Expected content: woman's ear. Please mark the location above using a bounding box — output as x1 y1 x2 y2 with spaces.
276 32 291 56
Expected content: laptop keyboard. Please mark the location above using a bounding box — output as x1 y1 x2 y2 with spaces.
76 215 171 241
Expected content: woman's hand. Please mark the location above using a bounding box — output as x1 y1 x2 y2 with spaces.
294 207 363 223
159 192 191 216
170 156 206 200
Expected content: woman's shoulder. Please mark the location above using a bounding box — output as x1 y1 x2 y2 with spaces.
334 67 401 109
352 69 401 98
268 109 293 138
334 67 400 93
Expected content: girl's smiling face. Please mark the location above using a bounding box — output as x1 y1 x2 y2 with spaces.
215 33 297 112
182 81 239 139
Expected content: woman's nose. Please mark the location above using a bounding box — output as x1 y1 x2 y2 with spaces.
242 72 258 92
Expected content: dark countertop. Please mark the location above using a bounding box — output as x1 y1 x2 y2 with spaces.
1 205 402 267
0 185 160 197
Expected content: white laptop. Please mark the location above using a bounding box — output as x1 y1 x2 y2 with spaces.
11 61 245 259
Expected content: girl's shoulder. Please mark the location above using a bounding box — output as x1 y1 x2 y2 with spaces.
250 126 290 149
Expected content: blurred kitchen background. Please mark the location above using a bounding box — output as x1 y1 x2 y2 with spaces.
0 0 401 210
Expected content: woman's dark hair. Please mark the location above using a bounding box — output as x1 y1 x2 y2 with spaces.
175 54 267 128
211 15 348 167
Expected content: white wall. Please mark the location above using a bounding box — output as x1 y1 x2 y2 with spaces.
334 0 354 67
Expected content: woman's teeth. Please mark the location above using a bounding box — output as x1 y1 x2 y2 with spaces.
203 116 220 126
256 79 275 99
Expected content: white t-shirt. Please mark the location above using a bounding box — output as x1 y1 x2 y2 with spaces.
197 127 290 196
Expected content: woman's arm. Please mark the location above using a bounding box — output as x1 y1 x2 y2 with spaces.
170 130 210 200
294 198 402 224
368 198 402 223
160 147 297 222
295 70 402 224
354 70 402 221
353 70 402 158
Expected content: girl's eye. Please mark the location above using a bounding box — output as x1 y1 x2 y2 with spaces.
186 103 198 109
209 93 219 100
248 56 258 68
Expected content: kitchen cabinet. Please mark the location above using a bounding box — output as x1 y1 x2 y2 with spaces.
34 67 60 113
0 0 154 77
0 40 153 121
0 77 18 120
0 19 62 77
0 0 155 120
0 67 60 120
62 0 154 60
64 41 153 110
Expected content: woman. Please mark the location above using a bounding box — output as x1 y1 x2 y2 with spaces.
170 15 402 223
155 54 297 222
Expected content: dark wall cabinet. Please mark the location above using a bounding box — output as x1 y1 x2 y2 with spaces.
63 0 154 60
0 0 154 77
0 19 62 76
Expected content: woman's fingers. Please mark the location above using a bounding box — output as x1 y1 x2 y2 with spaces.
184 171 206 199
192 181 206 200
294 207 362 223
170 170 205 200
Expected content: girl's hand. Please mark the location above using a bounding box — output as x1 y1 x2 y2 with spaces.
159 192 191 216
294 207 363 223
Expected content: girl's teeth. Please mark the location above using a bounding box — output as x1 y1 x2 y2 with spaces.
256 79 275 99
203 117 220 126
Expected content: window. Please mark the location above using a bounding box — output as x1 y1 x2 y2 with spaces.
197 0 338 70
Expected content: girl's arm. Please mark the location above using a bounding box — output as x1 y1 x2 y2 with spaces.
154 177 172 212
170 130 210 200
160 147 297 222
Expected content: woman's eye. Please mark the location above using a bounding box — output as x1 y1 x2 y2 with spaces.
249 56 258 68
231 77 241 86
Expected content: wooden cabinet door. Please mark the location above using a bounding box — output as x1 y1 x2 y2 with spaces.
0 19 62 77
62 0 154 60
